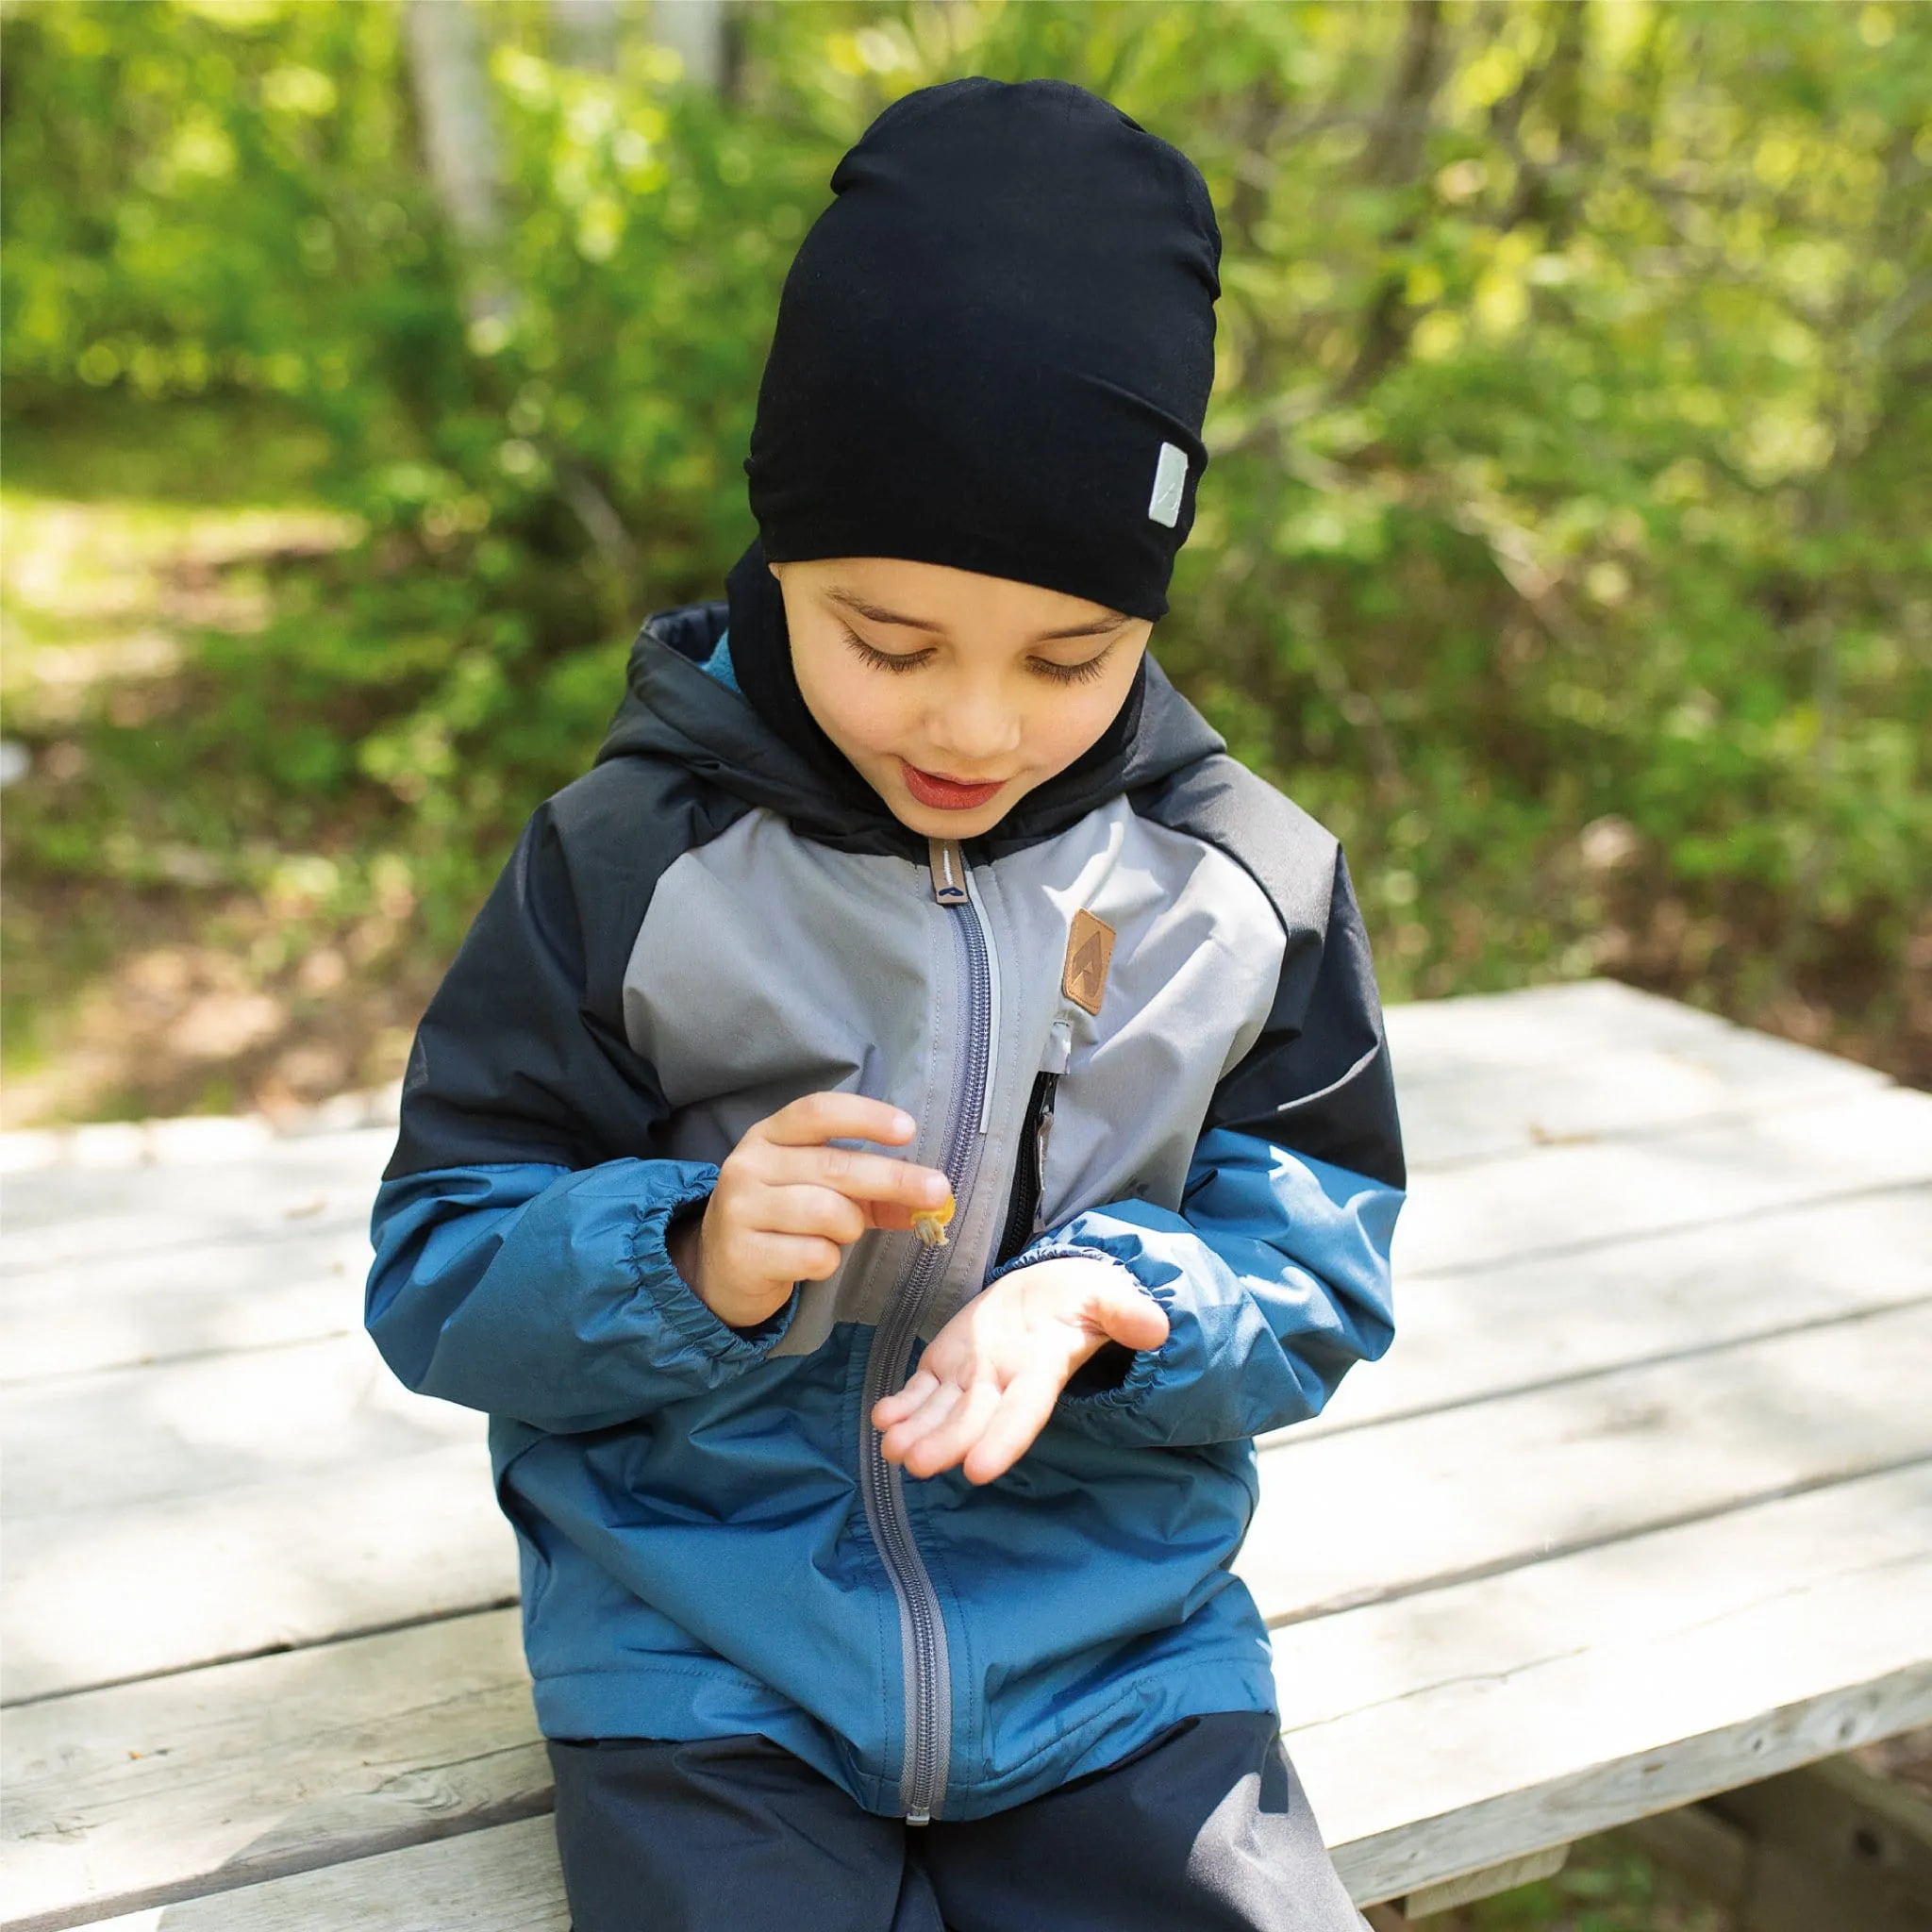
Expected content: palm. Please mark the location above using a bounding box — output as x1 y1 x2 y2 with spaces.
873 1256 1168 1486
930 1274 1108 1388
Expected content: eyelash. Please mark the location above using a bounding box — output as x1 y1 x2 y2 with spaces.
840 627 1112 685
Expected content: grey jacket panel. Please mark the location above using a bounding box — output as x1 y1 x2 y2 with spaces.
384 755 750 1181
622 797 1284 1357
977 799 1283 1230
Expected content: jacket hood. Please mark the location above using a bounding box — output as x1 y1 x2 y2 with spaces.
597 598 1226 860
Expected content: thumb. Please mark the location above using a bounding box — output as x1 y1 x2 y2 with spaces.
1092 1278 1169 1353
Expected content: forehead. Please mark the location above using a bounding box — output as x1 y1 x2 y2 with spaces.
784 556 1130 642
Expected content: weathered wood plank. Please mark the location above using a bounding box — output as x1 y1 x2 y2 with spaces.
0 983 1896 1269
1393 1085 1932 1277
8 1174 1922 1507
4 1334 475 1519
14 1105 1927 1527
1272 1461 1932 1738
1241 1299 1932 1624
1 1611 538 1932
3 985 1913 1393
0 1444 515 1706
54 1817 567 1932
0 1092 396 1180
1390 998 1887 1170
1399 1844 1570 1918
0 1224 367 1387
1381 977 1757 1074
1696 1757 1932 1932
1296 1186 1932 1439
40 1468 1932 1929
0 1133 391 1264
1297 1551 1932 1903
23 1178 1926 1522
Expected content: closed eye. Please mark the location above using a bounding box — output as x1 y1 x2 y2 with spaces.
841 625 1114 685
841 626 933 675
1028 647 1114 685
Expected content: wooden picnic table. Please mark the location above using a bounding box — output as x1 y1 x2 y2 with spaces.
4 979 1929 1929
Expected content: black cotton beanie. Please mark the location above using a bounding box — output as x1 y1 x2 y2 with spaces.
724 77 1221 792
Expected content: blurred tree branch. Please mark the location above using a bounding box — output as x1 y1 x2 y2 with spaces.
404 0 509 329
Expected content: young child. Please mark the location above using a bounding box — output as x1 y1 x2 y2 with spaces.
368 77 1402 1932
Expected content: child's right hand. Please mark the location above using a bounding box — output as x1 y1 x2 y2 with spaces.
667 1092 952 1331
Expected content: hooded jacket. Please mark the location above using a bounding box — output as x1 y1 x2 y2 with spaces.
366 599 1405 1823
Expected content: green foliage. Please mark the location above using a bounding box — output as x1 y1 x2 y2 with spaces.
3 0 1927 1074
1460 1832 1728 1931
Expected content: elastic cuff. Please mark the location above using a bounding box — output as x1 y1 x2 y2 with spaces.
984 1238 1139 1291
628 1170 797 1362
1055 1284 1171 1419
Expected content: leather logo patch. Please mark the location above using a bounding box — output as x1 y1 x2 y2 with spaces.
1062 908 1116 1017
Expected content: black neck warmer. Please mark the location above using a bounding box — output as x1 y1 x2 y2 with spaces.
723 537 880 821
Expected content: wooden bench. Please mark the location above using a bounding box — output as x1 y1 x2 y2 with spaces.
5 980 1929 1928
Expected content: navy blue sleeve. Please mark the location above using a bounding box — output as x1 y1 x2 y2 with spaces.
365 763 781 1430
1031 1131 1399 1447
367 1159 797 1433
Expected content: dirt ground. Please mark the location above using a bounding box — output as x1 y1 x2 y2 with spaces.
0 471 441 1127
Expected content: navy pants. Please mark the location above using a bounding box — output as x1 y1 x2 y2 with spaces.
548 1712 1366 1931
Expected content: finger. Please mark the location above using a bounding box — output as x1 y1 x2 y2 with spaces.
873 1368 941 1429
960 1374 1062 1487
1094 1283 1170 1353
759 1092 916 1151
766 1144 951 1213
757 1183 869 1248
880 1380 963 1465
731 1229 844 1284
901 1377 1005 1479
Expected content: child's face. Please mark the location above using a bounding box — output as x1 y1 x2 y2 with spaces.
771 557 1152 841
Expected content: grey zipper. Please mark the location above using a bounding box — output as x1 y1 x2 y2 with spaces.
858 837 995 1824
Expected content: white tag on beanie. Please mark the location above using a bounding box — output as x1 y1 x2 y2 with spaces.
1147 441 1188 527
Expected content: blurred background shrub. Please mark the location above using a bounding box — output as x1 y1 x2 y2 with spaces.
2 0 1927 1125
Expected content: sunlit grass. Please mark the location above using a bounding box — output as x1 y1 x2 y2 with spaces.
0 398 396 1126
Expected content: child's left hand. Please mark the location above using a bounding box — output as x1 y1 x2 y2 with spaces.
872 1257 1169 1485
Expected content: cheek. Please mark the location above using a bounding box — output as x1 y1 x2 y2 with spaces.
836 683 913 752
1022 681 1135 769
795 653 907 757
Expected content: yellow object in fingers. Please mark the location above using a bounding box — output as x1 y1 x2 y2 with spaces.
910 1191 956 1248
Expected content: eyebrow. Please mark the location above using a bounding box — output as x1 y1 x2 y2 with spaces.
825 590 1131 644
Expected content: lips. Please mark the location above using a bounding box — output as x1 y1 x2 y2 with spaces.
900 761 1007 811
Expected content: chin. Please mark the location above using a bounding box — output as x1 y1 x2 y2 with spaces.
896 802 1007 839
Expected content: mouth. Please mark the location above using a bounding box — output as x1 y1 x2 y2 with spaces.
899 761 1008 812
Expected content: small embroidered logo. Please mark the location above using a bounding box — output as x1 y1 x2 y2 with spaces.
1062 908 1117 1017
1147 441 1188 528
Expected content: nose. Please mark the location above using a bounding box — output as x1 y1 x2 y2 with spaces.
924 676 1021 769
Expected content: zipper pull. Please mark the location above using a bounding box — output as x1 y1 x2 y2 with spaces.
1042 1017 1074 1074
927 838 970 907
